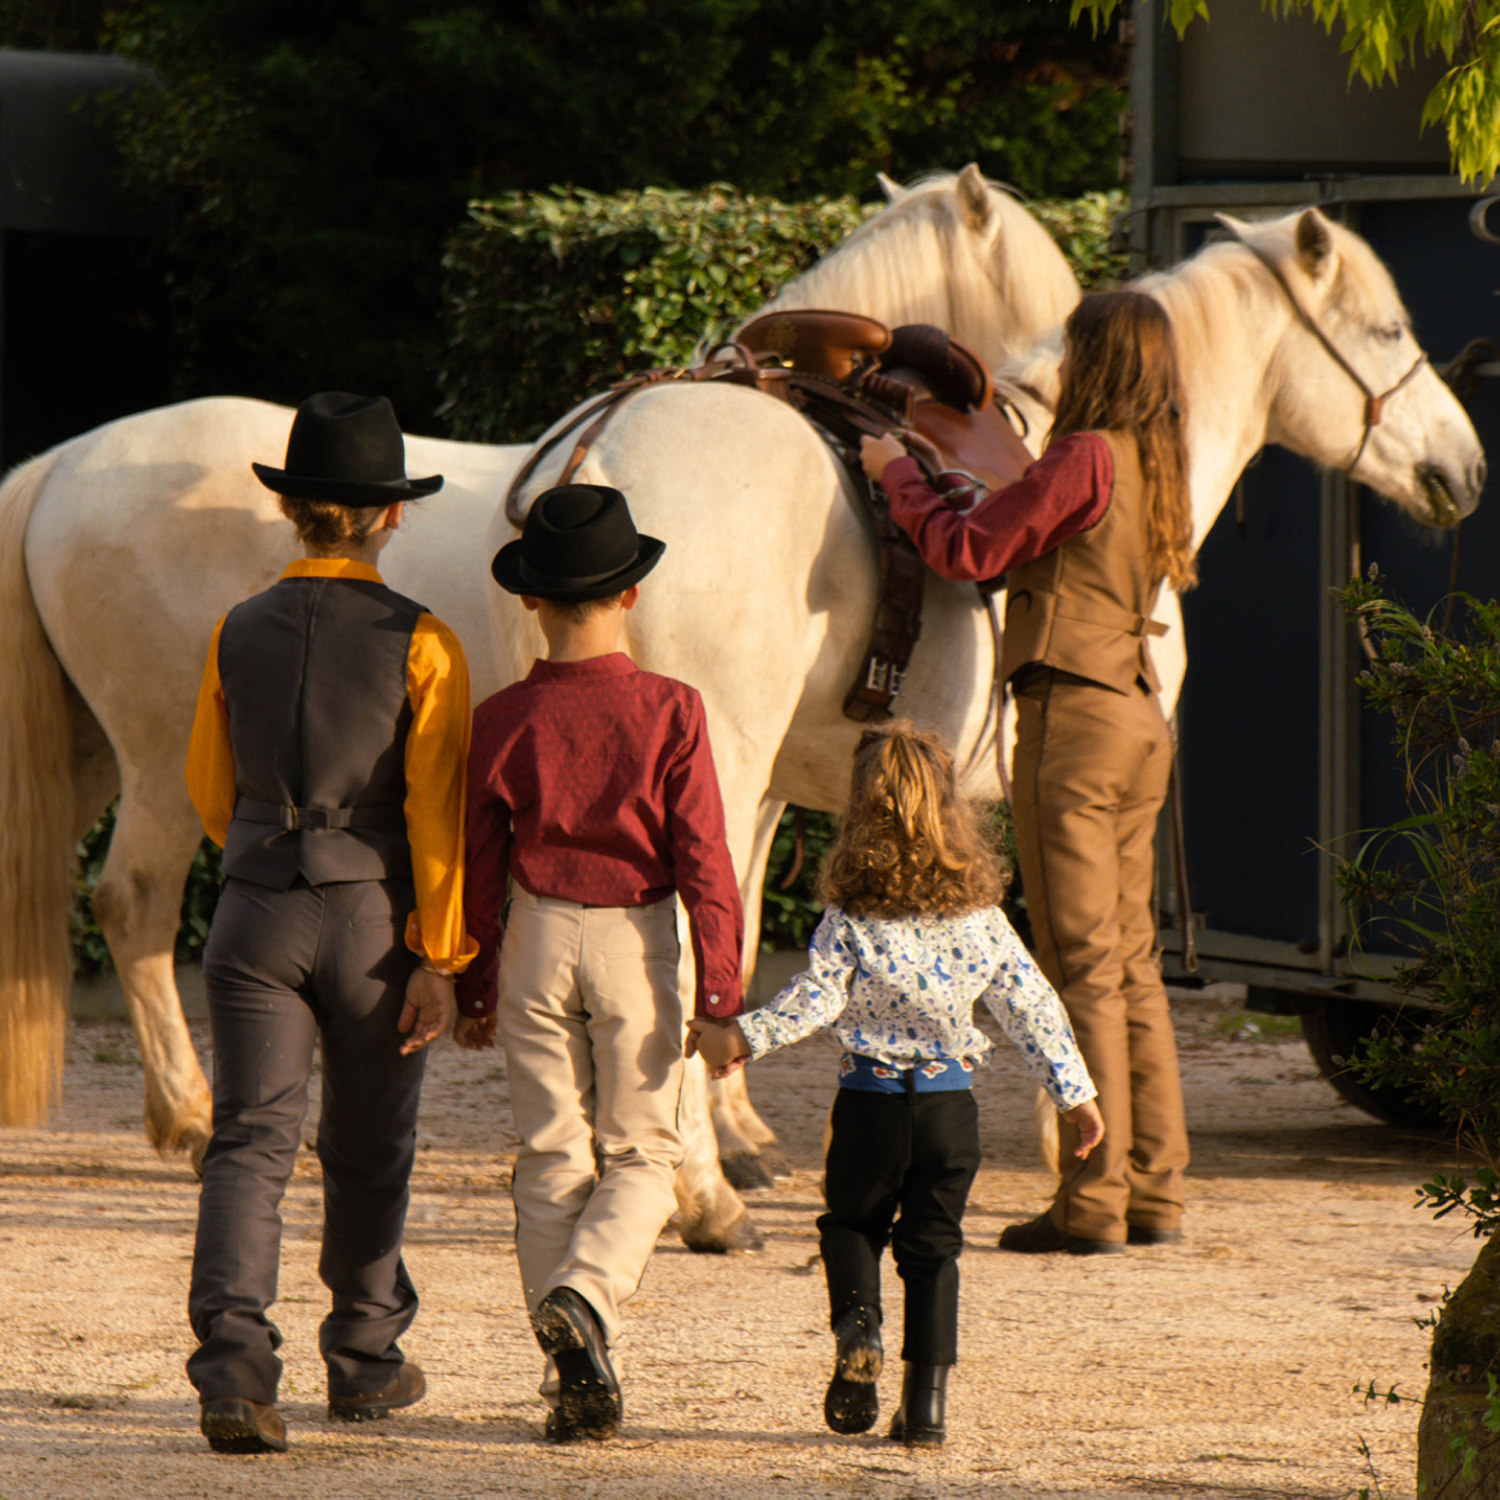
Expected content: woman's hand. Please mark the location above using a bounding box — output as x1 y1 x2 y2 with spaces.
686 1016 752 1078
859 432 908 482
399 966 455 1054
1064 1097 1106 1159
453 1013 498 1051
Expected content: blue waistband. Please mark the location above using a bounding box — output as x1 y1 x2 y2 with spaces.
838 1052 974 1094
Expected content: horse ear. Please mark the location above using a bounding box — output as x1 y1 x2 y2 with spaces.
1213 211 1249 239
1294 208 1335 282
876 171 902 202
956 163 992 231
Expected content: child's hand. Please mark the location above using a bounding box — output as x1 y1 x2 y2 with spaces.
399 966 455 1055
1065 1098 1105 1159
860 432 908 482
686 1016 752 1078
453 1012 498 1051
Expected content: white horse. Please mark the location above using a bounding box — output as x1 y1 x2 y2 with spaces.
0 167 1075 1251
488 207 1483 1178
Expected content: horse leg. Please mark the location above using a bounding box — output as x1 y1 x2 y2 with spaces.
711 795 791 1190
90 776 213 1169
673 1049 764 1254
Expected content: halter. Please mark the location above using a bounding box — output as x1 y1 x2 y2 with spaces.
1222 221 1428 476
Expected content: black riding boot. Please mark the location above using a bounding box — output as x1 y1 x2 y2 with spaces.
824 1304 883 1434
888 1362 948 1448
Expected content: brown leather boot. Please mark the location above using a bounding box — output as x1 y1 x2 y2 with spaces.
998 1213 1124 1256
200 1397 288 1454
327 1361 426 1422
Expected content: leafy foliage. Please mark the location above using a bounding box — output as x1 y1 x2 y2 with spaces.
1062 0 1500 182
441 186 870 443
1336 570 1500 1231
1027 190 1130 291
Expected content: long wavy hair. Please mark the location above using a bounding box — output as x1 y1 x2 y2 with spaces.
818 721 1005 920
1050 289 1196 592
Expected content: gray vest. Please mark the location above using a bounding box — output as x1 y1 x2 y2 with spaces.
218 573 422 889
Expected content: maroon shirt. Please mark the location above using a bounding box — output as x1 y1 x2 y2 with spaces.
456 653 744 1020
884 432 1114 582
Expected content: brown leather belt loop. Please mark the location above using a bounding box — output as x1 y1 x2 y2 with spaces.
1028 586 1170 640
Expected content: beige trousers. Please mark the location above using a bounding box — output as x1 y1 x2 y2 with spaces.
1011 670 1189 1243
496 889 686 1346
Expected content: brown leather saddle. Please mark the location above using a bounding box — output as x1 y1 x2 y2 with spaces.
503 308 1034 722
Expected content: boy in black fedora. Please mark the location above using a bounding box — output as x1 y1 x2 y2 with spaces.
454 483 745 1442
183 392 476 1453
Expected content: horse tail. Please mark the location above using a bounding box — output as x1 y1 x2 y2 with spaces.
0 450 75 1127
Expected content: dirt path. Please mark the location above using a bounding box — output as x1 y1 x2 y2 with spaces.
0 991 1476 1499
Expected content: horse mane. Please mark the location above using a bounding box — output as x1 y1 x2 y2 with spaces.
755 173 1081 364
995 212 1410 437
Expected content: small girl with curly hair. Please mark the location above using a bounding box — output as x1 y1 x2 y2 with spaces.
690 721 1102 1449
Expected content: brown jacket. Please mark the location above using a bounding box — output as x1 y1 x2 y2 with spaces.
1000 429 1168 695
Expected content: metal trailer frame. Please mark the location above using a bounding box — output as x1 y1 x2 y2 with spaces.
1122 3 1499 1017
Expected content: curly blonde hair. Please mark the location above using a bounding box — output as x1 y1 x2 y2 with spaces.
818 720 1005 920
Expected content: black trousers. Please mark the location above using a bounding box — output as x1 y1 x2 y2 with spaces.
818 1087 981 1366
187 876 425 1404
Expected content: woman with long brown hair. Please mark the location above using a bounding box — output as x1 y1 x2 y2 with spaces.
862 288 1194 1255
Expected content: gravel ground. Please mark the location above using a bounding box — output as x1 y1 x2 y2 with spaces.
0 989 1478 1500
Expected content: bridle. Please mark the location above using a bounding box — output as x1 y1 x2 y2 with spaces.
1221 219 1428 476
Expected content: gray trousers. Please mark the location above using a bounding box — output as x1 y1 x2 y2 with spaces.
187 876 425 1404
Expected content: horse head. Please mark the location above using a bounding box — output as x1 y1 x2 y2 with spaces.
759 164 1081 368
1216 208 1485 527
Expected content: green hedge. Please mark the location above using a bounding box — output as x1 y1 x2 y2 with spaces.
440 183 1126 443
440 185 872 443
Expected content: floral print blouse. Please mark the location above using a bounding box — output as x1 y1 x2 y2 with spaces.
737 904 1096 1110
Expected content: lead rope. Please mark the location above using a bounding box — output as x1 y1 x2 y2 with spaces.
982 587 1012 805
1168 736 1198 974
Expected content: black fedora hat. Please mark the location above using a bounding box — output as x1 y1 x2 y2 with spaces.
492 484 665 602
252 392 444 507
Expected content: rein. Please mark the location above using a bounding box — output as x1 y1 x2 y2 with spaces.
1222 223 1427 475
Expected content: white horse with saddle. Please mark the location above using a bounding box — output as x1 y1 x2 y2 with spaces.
0 168 1078 1253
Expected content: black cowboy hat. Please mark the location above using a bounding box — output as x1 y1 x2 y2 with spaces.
252 392 444 506
492 484 665 602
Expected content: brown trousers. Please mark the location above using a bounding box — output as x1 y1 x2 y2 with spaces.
1011 670 1189 1242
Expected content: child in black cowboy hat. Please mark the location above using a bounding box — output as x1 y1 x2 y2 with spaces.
454 482 745 1442
184 392 475 1453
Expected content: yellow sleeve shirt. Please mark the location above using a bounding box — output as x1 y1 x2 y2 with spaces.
183 559 478 974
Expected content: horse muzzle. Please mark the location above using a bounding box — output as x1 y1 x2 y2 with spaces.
1417 459 1483 528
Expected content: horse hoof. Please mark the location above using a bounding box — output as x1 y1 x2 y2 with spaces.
720 1151 775 1193
680 1212 765 1255
758 1145 793 1180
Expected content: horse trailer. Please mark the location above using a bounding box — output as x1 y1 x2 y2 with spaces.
0 50 168 469
1125 0 1500 1124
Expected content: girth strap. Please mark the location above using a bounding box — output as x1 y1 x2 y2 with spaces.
234 796 406 832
